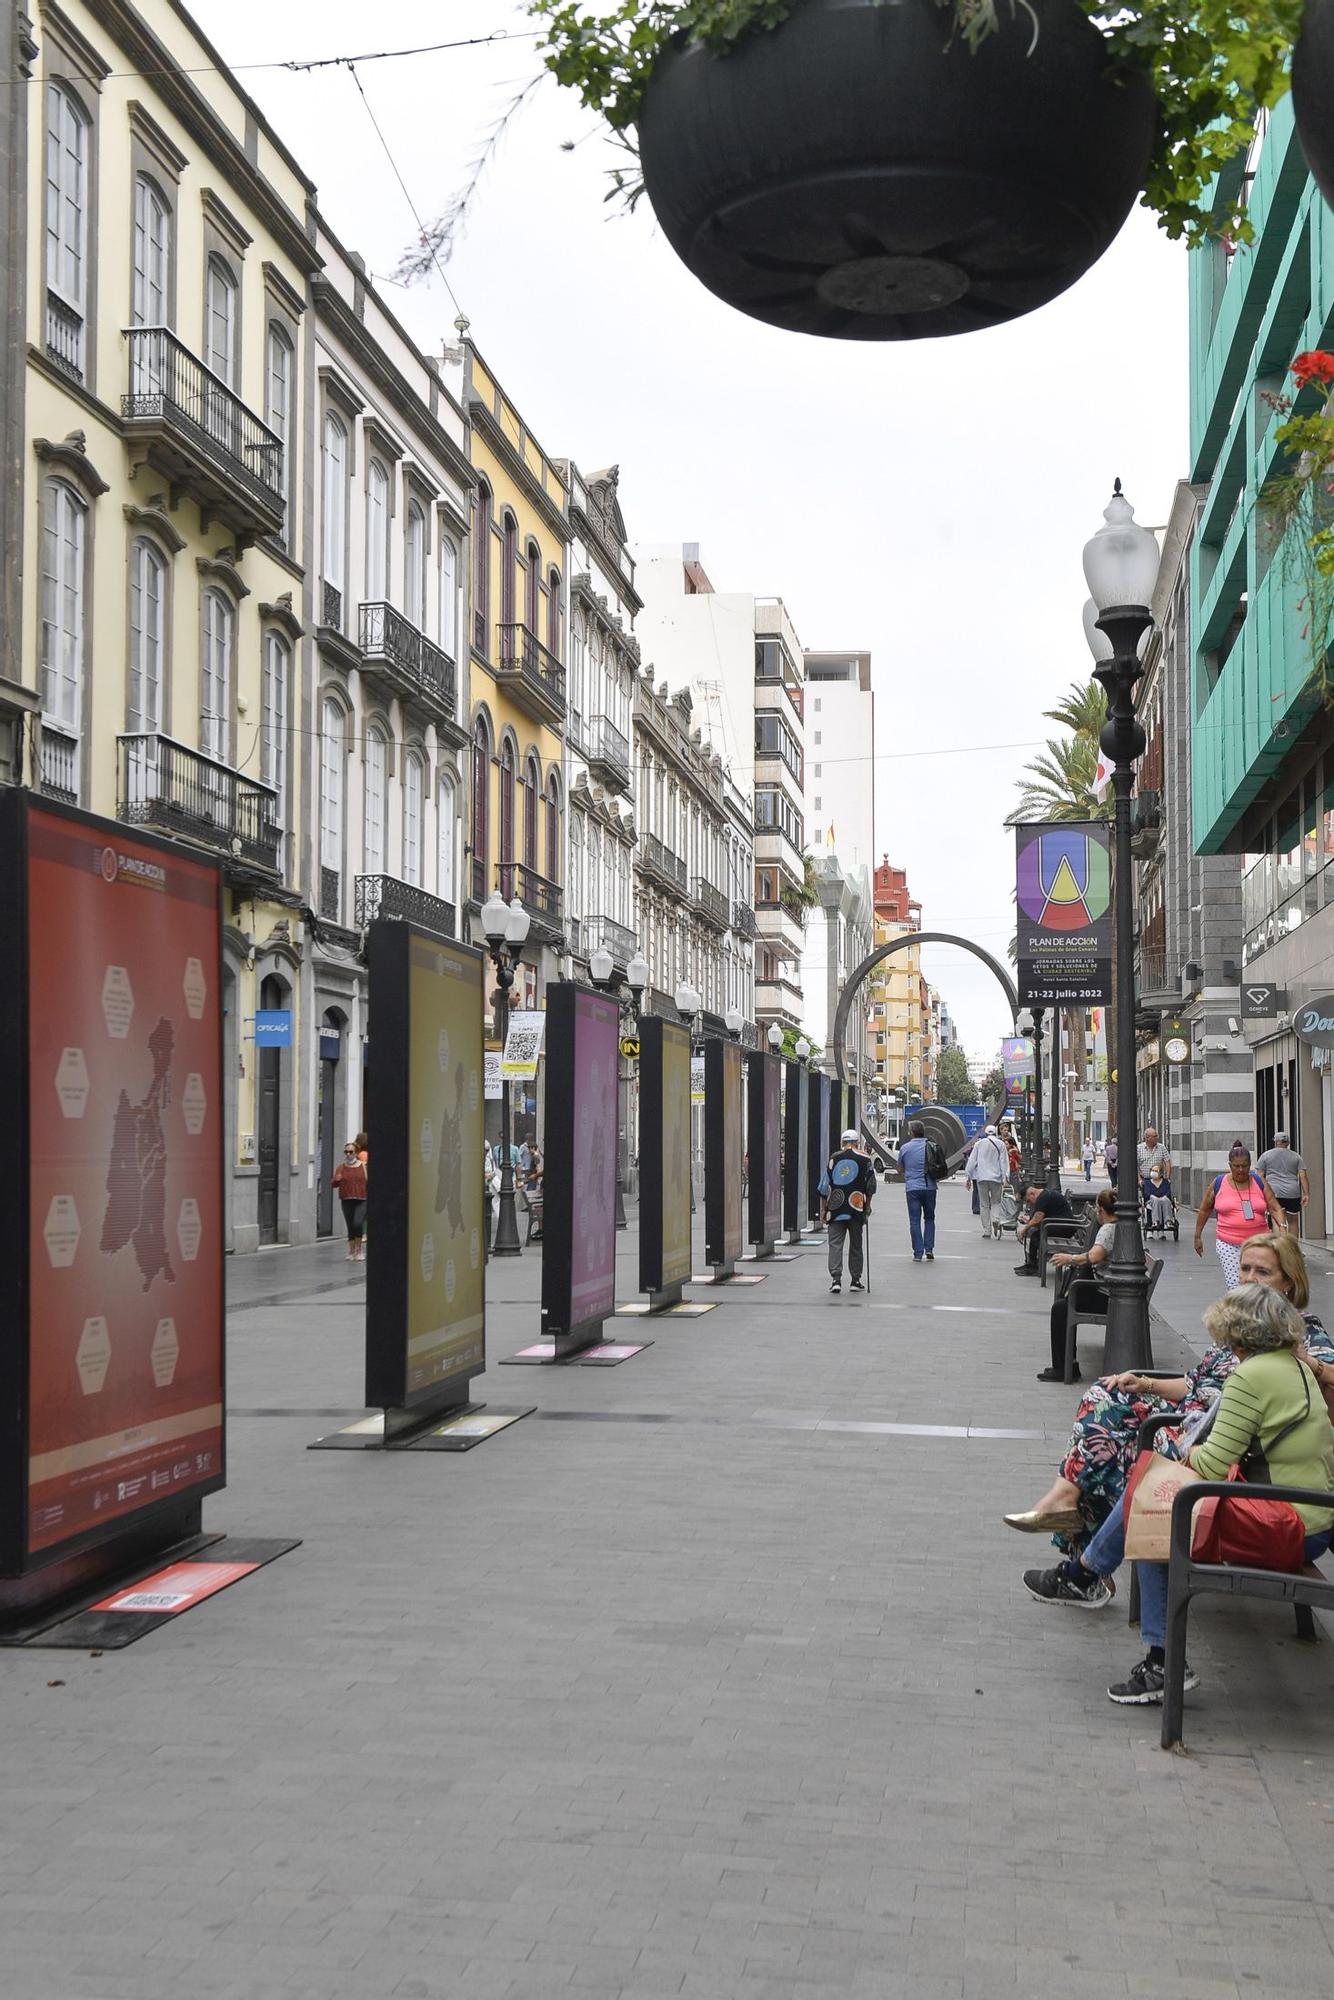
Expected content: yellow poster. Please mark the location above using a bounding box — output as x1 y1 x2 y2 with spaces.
406 934 485 1394
660 1023 692 1286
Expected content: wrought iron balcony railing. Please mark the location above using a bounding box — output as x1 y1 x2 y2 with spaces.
45 290 84 383
117 732 282 873
355 874 456 942
321 866 341 923
693 878 730 929
497 860 563 933
1136 950 1178 1003
359 601 456 719
122 327 285 543
638 831 688 897
496 622 566 720
732 901 760 938
39 723 79 803
586 914 637 967
321 580 343 631
585 712 631 790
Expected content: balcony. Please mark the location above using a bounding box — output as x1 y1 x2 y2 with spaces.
584 713 631 793
584 913 637 969
694 878 730 930
733 901 759 939
38 724 79 803
637 831 688 898
321 581 343 632
359 602 456 723
121 327 285 547
1136 949 1184 1012
355 873 456 942
321 866 341 923
45 290 84 383
497 860 563 942
495 622 566 726
117 732 282 874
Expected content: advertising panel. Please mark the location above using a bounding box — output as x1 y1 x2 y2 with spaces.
783 1059 809 1237
747 1052 782 1250
542 984 618 1350
365 924 485 1413
9 800 224 1568
638 1017 692 1296
1015 820 1112 1005
808 1072 830 1222
704 1036 744 1269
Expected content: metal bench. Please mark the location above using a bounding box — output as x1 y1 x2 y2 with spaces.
1131 1411 1334 1749
1057 1254 1162 1382
1036 1209 1095 1287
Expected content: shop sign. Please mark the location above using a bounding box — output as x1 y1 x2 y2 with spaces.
1293 995 1334 1049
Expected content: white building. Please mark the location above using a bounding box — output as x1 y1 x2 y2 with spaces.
803 650 875 875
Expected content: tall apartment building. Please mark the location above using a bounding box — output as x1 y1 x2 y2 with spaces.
871 858 925 1105
801 648 875 1079
1188 95 1334 1231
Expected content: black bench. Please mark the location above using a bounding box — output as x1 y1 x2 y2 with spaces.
1056 1254 1163 1383
1132 1411 1334 1749
1036 1209 1095 1288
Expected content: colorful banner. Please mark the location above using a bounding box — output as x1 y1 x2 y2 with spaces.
1001 1035 1034 1081
1015 820 1112 1006
19 804 224 1562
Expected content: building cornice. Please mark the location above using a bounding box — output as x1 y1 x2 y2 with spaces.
466 394 569 546
314 279 473 496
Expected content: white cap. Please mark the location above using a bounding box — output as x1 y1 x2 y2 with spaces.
984 1124 997 1135
840 1129 859 1145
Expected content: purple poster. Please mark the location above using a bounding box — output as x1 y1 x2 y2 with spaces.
570 989 618 1323
764 1056 782 1241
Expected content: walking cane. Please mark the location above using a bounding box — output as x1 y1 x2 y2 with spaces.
864 1214 871 1295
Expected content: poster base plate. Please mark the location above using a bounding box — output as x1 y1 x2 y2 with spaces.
403 1406 535 1449
744 1248 798 1263
572 1341 652 1365
615 1299 717 1318
309 1400 511 1450
0 1536 300 1649
691 1271 767 1285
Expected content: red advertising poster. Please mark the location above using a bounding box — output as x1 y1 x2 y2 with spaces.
24 808 223 1557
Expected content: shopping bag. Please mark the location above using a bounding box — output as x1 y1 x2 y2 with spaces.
1123 1451 1203 1562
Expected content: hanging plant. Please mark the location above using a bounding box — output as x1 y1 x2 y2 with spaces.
528 0 1301 339
1259 349 1334 692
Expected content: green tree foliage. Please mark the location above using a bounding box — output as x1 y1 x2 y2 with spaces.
937 1045 978 1105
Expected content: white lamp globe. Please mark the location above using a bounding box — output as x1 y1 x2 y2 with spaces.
504 897 531 947
724 1005 743 1036
1082 480 1160 612
767 1022 783 1049
627 952 649 993
481 888 509 948
589 946 614 985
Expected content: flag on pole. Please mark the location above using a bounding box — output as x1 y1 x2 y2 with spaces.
1093 748 1111 801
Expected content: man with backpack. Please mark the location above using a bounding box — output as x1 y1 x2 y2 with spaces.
819 1128 877 1294
898 1119 945 1263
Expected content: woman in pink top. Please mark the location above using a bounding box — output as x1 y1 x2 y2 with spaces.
1194 1141 1286 1286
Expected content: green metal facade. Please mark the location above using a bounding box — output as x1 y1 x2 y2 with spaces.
1190 96 1334 855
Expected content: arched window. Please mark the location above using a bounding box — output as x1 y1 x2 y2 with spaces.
440 537 459 659
45 84 88 362
320 698 345 911
524 540 540 636
131 175 169 328
569 808 585 919
588 820 602 917
40 478 85 730
438 772 457 905
499 738 515 874
546 774 560 885
204 255 237 385
364 724 388 876
366 458 389 601
470 716 490 901
265 323 293 519
523 753 540 871
405 499 427 629
128 538 165 734
261 631 289 824
501 513 518 631
322 413 348 604
473 483 491 650
403 751 424 887
200 587 233 761
547 566 561 659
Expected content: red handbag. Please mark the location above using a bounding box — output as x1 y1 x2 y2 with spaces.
1191 1363 1313 1571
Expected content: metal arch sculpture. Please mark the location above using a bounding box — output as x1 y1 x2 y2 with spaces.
830 932 1019 1086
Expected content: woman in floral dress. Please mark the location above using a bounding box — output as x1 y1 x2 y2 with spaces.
1003 1232 1334 1553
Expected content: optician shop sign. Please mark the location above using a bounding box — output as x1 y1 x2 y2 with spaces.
1293 995 1334 1049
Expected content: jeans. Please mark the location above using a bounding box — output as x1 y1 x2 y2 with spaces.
975 1181 1003 1235
828 1218 865 1283
906 1186 936 1258
1084 1161 1093 1181
1082 1493 1333 1646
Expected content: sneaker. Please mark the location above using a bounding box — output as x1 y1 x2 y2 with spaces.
913 1255 923 1262
1106 1654 1200 1705
1036 1365 1081 1382
1023 1564 1113 1609
829 1281 841 1294
1013 1264 1038 1277
850 1280 864 1291
925 1251 934 1261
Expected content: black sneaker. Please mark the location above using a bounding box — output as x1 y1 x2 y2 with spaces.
1023 1564 1113 1609
925 1251 934 1261
1036 1365 1080 1382
829 1281 841 1294
1013 1264 1038 1277
1107 1653 1200 1705
850 1280 864 1291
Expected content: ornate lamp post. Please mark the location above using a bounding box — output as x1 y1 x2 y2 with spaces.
591 945 648 1229
1016 1005 1043 1185
481 888 532 1257
1082 478 1159 1372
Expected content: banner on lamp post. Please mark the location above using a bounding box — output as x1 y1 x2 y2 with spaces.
1014 821 1112 1007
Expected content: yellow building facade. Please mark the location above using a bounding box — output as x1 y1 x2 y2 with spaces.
13 0 320 1249
458 346 570 1090
870 917 925 1105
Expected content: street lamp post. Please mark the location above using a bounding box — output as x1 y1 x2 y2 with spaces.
481 889 532 1257
591 945 648 1230
1017 1005 1046 1186
1083 478 1158 1373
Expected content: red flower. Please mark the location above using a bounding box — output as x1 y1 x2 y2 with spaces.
1292 349 1334 389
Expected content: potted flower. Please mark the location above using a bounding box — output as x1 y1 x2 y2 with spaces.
531 0 1299 340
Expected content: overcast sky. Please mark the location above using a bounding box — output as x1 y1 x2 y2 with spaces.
196 0 1191 1054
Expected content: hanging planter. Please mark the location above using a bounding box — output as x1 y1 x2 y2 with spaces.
1294 0 1334 212
635 0 1156 340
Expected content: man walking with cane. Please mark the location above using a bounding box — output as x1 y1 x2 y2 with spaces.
819 1127 877 1295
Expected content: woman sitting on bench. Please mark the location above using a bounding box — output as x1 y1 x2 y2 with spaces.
1004 1231 1334 1552
1022 1281 1334 1706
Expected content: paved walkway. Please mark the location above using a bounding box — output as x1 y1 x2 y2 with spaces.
5 1185 1334 1999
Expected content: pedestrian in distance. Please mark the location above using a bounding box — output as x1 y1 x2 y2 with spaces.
1256 1130 1310 1232
1194 1141 1287 1286
332 1140 368 1261
483 1142 500 1257
819 1128 877 1294
1135 1125 1172 1182
1104 1137 1118 1176
898 1119 941 1262
965 1124 1010 1241
1082 1137 1096 1182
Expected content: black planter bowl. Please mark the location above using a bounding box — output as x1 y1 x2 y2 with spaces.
636 0 1159 340
1295 0 1334 213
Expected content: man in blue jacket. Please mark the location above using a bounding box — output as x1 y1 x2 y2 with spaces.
819 1129 877 1294
898 1120 938 1263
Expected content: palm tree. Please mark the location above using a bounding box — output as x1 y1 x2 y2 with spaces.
1044 678 1108 743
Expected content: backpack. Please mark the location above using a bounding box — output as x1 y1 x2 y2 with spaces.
926 1139 950 1182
